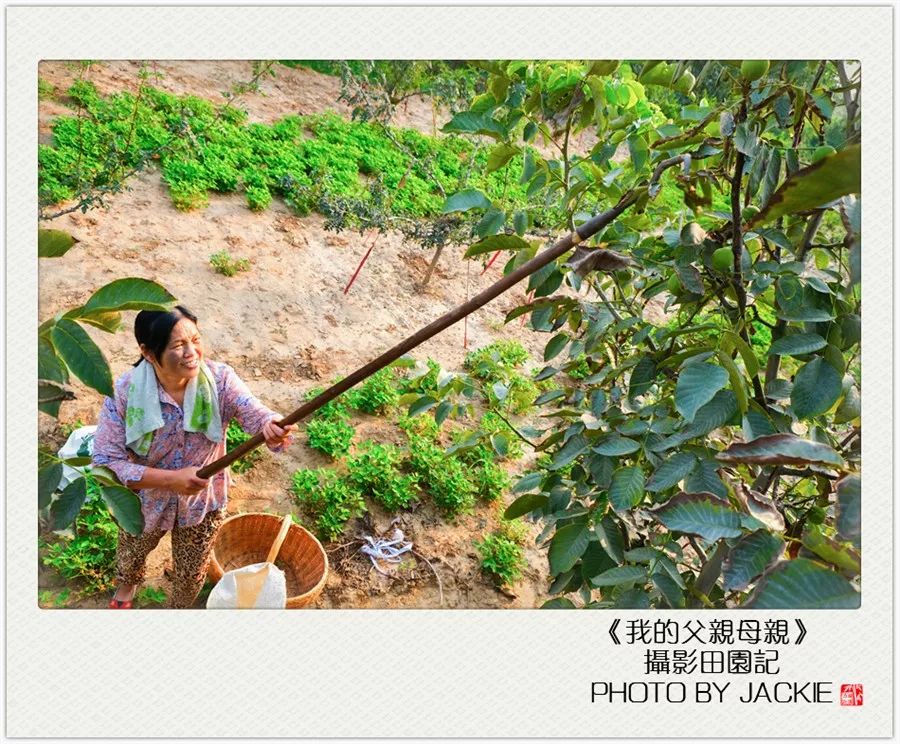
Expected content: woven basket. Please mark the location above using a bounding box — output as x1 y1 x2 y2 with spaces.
207 513 328 609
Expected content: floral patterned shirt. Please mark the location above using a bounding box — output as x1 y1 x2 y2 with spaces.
92 360 287 533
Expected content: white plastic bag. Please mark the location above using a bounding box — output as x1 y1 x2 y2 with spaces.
206 562 287 609
57 425 98 490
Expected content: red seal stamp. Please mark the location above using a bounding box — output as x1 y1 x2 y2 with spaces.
840 684 863 706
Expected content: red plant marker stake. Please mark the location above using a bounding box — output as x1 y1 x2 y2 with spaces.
343 231 380 295
480 249 503 276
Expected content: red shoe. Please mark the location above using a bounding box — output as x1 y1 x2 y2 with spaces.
108 598 133 609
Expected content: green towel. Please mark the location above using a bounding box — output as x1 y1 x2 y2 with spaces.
125 359 223 456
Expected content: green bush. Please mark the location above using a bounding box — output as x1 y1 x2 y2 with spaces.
226 419 263 474
455 443 511 502
290 468 366 542
40 488 118 594
306 417 355 459
407 438 475 517
347 368 400 414
346 442 417 511
209 250 251 277
475 530 527 586
464 340 530 381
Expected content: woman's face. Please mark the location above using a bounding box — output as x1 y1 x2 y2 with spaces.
146 317 204 381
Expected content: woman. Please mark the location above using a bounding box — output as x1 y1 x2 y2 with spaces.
92 305 296 609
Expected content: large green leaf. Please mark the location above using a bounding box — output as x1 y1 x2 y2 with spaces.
768 333 827 357
100 485 145 535
608 465 645 512
442 188 491 214
716 433 844 468
550 433 589 469
548 523 590 575
653 389 738 451
835 474 861 548
592 434 641 456
38 461 63 509
591 565 647 587
791 357 843 419
580 541 616 581
684 458 728 499
723 530 785 591
38 336 67 384
81 278 177 315
675 363 729 423
746 558 860 608
50 319 113 397
65 308 123 333
628 355 657 402
801 525 860 575
650 492 742 541
651 571 684 608
486 143 519 173
464 234 531 258
441 111 507 140
504 492 548 519
38 228 78 258
747 144 860 228
646 452 696 492
50 477 88 530
594 514 625 564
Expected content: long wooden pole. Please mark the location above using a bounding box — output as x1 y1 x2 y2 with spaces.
197 194 638 479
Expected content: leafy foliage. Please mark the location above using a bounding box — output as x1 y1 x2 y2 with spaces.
290 468 366 541
475 522 527 586
346 442 417 511
209 250 251 277
225 419 264 474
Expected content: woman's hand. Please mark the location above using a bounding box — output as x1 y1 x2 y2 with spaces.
167 467 210 495
262 417 297 450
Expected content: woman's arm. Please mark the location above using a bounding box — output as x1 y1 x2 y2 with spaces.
220 364 296 452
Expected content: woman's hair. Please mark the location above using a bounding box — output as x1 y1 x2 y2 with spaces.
133 305 199 367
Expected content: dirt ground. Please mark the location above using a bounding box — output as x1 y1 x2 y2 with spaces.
38 60 605 610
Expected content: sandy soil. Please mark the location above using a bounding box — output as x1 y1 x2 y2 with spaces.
37 60 608 610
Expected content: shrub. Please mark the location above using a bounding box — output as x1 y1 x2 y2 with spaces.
38 77 56 100
456 444 511 503
346 367 400 414
40 487 118 594
407 438 475 517
464 340 530 381
396 411 440 441
226 419 263 474
475 530 527 586
346 442 417 511
290 468 366 542
209 250 251 277
306 416 354 458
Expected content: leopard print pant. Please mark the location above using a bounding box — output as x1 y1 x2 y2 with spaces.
115 508 226 609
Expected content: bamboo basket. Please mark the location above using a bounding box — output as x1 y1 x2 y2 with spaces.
207 512 328 609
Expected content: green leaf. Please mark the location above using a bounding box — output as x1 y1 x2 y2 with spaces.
474 207 506 238
646 452 696 492
802 525 860 575
723 531 785 591
684 458 727 500
717 433 844 468
50 319 113 397
613 588 650 608
513 209 528 236
548 523 590 575
733 121 759 157
722 331 759 377
101 485 145 535
50 477 88 530
80 279 175 317
592 435 641 456
434 400 453 426
628 356 657 402
441 111 506 139
746 558 859 608
835 474 861 548
38 461 63 509
504 492 548 519
68 309 123 333
652 571 684 608
541 597 576 609
594 515 624 564
486 143 519 173
608 465 645 512
591 565 647 587
408 395 438 417
544 333 568 362
715 350 749 416
38 336 68 384
653 390 738 451
769 333 827 356
581 541 616 581
791 357 843 419
442 188 492 214
651 492 743 541
675 363 729 423
748 144 861 228
38 228 78 258
512 471 543 494
551 434 588 470
464 234 531 258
